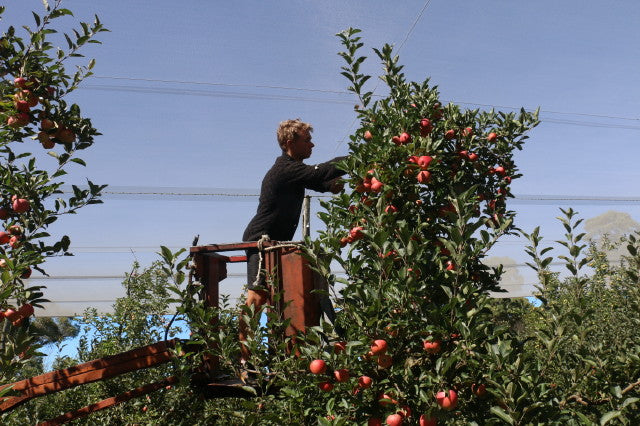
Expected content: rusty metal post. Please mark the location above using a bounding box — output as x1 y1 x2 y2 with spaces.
279 247 320 336
302 195 311 238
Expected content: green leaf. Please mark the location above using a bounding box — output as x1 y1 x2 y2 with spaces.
490 406 514 425
600 410 621 425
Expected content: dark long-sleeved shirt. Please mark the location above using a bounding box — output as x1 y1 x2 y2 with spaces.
243 154 347 242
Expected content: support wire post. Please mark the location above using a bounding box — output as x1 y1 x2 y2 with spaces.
302 195 311 238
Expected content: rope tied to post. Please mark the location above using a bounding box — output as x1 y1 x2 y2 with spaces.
251 235 305 288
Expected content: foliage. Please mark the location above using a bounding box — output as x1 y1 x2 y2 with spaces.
169 27 543 425
4 20 639 425
1 261 195 424
517 208 640 424
0 1 107 386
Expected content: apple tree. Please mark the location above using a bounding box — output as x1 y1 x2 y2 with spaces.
167 28 541 425
287 27 540 425
0 2 107 385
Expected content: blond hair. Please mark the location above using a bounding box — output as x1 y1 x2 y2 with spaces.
276 119 313 150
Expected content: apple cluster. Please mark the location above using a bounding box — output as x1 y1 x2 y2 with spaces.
0 303 34 327
4 76 76 150
301 335 488 424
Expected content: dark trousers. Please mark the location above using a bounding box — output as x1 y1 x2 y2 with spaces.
245 248 266 290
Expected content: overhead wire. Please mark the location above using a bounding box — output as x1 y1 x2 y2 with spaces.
57 186 640 203
81 80 640 130
85 78 640 125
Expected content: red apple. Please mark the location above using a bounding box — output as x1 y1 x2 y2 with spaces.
14 77 27 88
333 368 350 383
419 414 437 426
471 383 487 398
17 112 30 126
334 341 347 353
445 261 456 271
15 100 30 113
378 393 398 407
15 90 38 107
358 375 373 388
8 225 22 235
386 414 403 426
41 119 55 130
423 340 442 354
398 406 412 418
0 232 10 244
467 152 478 162
349 226 364 241
4 308 20 322
7 114 30 128
24 90 38 107
385 205 397 214
318 381 334 392
38 130 51 144
55 128 76 143
21 267 31 279
18 304 34 318
9 236 20 249
462 127 473 137
377 354 392 368
370 339 388 355
417 156 433 170
364 130 373 141
12 198 30 213
370 177 384 193
435 390 458 411
420 119 433 136
398 132 411 144
392 136 402 145
361 196 373 207
487 132 498 142
417 170 431 184
309 359 327 375
444 129 455 140
494 166 506 176
41 137 56 149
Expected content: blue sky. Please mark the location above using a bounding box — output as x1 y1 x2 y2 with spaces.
3 0 640 316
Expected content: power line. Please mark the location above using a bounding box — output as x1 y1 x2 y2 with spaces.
91 76 349 95
454 101 640 123
335 0 434 152
88 76 640 124
397 0 434 54
82 84 354 105
58 186 640 203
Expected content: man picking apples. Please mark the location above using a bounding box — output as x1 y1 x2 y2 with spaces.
240 119 346 362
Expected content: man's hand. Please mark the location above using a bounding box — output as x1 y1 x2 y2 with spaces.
329 178 344 194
